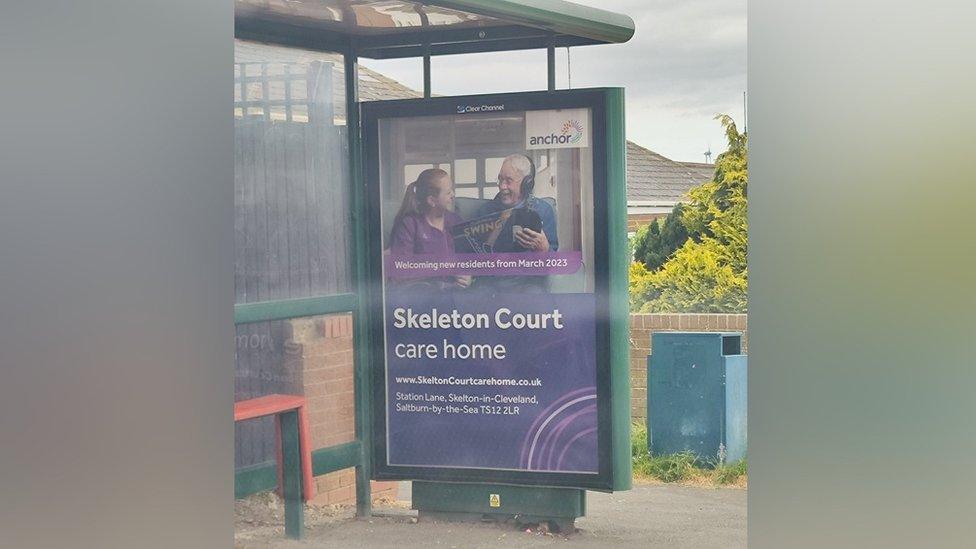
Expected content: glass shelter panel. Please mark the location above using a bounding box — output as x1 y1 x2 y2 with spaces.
234 319 297 469
234 40 355 469
234 40 354 303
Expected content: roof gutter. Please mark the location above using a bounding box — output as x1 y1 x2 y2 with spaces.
628 200 681 207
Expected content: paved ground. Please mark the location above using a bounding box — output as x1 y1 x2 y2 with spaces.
235 482 746 548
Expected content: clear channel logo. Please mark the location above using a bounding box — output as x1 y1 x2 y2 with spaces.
456 104 506 114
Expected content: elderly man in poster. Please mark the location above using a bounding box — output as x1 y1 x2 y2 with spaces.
471 153 559 294
477 153 559 253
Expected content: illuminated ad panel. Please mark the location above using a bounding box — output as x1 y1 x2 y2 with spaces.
364 89 620 490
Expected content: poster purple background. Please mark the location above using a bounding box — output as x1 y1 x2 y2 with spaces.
384 290 598 473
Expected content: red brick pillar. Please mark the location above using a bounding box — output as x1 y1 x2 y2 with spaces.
285 313 398 505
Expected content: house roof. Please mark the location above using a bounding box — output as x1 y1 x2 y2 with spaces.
678 161 716 185
626 141 714 205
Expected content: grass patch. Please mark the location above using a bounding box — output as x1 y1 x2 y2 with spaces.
631 422 747 487
637 451 699 482
713 459 748 485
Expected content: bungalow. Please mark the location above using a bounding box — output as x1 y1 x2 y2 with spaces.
626 141 714 232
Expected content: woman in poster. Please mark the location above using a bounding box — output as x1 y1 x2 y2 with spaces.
388 168 471 290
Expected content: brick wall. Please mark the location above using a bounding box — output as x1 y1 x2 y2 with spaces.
629 313 748 420
627 213 669 232
285 314 398 505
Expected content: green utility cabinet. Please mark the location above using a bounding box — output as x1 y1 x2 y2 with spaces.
647 332 747 463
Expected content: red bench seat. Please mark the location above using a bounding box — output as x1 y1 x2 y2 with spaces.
234 394 315 502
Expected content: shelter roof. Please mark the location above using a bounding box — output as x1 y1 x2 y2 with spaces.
235 0 634 58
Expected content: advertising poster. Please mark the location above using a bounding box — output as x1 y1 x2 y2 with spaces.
365 90 617 488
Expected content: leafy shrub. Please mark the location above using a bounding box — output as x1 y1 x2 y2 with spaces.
632 205 690 271
629 114 747 313
638 238 747 313
628 262 656 311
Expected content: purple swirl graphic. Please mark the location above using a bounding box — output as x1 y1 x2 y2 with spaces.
556 427 598 470
519 387 598 472
519 387 593 464
544 404 597 470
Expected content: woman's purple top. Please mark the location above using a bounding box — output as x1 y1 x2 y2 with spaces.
390 212 463 256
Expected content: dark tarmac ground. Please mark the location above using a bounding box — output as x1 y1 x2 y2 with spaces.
235 481 746 548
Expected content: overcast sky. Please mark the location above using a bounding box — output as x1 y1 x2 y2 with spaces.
361 0 746 163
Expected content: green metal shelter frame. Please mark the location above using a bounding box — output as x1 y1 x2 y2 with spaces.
233 0 634 537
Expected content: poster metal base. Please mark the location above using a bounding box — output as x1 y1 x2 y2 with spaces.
411 481 585 531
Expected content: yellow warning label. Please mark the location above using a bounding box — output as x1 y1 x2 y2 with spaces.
489 494 500 508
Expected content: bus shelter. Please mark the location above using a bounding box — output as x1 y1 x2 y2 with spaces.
233 0 635 538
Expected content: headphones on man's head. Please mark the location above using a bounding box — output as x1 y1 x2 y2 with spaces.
518 153 536 196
